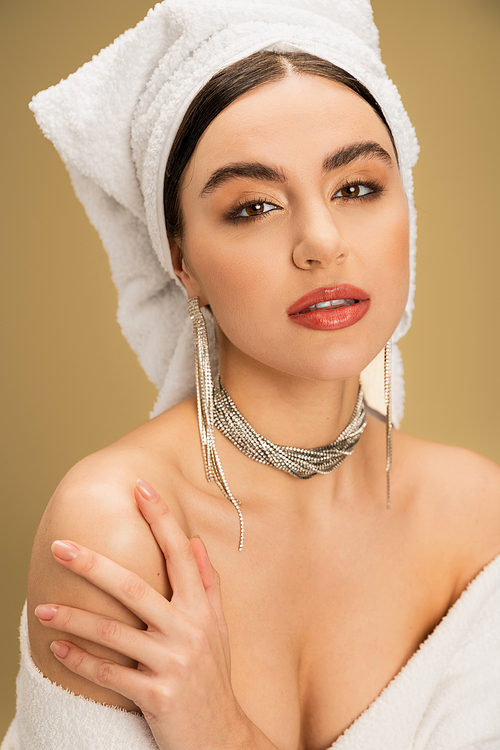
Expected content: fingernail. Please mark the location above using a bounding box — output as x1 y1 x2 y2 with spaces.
136 479 158 501
50 641 70 658
52 540 79 561
35 605 58 621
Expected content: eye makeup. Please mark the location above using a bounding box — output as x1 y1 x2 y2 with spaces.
223 176 385 224
224 196 282 223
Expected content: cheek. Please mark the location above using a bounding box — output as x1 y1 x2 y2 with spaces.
387 207 411 313
182 227 290 367
198 248 281 345
354 197 410 318
183 219 285 312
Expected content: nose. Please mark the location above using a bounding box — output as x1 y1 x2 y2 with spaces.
292 208 350 270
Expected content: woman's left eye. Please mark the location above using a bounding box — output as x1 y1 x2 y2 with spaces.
333 183 375 200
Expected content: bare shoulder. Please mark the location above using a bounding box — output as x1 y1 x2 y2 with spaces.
397 431 500 507
396 430 500 593
397 430 499 487
27 398 198 711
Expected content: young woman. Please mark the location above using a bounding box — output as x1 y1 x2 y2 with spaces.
3 2 500 749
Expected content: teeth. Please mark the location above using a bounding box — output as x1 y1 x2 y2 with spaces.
306 298 356 311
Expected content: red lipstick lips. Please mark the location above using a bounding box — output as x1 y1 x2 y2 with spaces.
287 284 370 331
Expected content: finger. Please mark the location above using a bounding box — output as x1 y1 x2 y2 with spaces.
190 537 227 632
190 537 231 668
134 480 208 608
50 540 182 633
35 603 161 669
49 639 151 708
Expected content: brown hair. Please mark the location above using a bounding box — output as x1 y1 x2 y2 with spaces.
164 50 396 241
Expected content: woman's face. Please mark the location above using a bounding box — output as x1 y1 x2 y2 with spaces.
172 73 409 382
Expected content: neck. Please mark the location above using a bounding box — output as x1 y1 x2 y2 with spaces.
219 349 362 451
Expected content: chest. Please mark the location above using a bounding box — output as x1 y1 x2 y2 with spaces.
204 512 455 750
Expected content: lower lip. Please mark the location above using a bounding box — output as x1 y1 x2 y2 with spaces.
288 299 370 331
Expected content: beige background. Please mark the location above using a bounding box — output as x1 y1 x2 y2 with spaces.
1 0 498 736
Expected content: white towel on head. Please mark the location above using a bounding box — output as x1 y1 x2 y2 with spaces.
3 554 500 749
29 0 418 423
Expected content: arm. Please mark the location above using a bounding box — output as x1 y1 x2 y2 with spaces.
27 461 173 713
33 480 281 750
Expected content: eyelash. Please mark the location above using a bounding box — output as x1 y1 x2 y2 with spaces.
225 196 276 224
224 179 385 224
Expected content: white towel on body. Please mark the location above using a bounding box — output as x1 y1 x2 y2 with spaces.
3 553 500 750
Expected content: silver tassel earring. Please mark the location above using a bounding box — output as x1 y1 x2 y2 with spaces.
384 339 393 510
187 297 245 551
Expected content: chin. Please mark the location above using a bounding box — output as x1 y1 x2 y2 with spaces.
284 361 370 384
255 341 382 384
219 310 401 384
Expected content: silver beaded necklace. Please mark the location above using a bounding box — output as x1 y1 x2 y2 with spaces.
213 375 367 479
188 297 369 552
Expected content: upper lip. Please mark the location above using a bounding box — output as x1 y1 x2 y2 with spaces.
287 284 370 316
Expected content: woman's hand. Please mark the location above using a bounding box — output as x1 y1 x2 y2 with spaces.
34 480 258 750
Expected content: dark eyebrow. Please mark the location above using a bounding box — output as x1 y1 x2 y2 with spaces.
323 141 393 172
199 163 286 197
199 141 393 197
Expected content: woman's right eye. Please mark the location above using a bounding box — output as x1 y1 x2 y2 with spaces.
235 201 278 219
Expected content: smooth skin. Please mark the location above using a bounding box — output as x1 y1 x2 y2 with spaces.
28 74 500 750
36 483 259 750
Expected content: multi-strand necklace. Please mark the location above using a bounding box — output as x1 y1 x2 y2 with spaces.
210 375 367 549
213 376 367 479
188 297 372 551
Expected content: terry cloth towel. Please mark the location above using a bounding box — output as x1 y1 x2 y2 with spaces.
3 554 500 750
29 0 418 425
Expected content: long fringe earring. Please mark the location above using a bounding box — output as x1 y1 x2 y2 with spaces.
384 339 393 510
187 297 245 551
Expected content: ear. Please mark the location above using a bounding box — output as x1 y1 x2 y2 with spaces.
169 240 208 306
